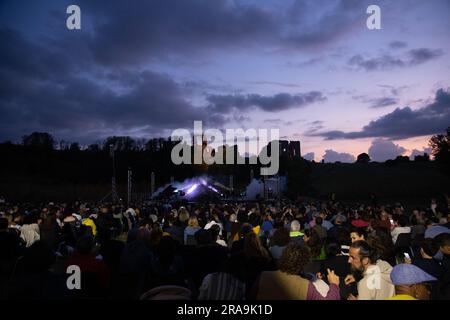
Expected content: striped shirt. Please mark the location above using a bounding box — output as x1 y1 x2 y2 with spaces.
198 272 246 300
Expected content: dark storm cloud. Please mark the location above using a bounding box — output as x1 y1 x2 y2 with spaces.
312 88 450 140
77 0 371 66
206 91 326 113
80 0 277 66
0 23 326 143
0 28 227 142
284 0 367 49
348 48 444 71
0 66 220 142
0 0 366 142
0 0 428 143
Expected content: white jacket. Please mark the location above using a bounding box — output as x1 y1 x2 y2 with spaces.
391 226 411 244
357 260 395 300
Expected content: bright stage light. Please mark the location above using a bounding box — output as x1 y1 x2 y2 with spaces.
186 184 199 195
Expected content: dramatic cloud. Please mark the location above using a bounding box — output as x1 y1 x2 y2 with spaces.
348 48 444 71
313 88 450 140
0 24 326 142
284 0 369 49
0 28 232 142
77 0 371 66
303 152 315 161
322 149 355 163
0 66 221 142
82 0 277 65
207 92 326 113
368 139 406 162
0 0 448 147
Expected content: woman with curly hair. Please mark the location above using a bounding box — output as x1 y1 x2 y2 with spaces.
250 242 340 300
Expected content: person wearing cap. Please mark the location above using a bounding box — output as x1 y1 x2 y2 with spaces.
387 263 436 300
351 219 370 229
424 224 450 239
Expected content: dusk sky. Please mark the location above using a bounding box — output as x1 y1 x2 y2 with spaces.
1 0 449 162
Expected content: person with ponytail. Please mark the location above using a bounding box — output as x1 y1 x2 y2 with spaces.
347 240 395 300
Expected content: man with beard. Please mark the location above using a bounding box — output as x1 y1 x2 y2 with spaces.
347 240 395 300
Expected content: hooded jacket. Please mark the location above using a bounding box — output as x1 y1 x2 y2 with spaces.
357 259 395 300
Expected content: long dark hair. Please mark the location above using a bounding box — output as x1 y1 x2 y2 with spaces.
350 240 380 264
367 227 394 263
304 229 323 259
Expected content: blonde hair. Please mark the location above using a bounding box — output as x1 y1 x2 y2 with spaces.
179 208 190 223
188 216 199 227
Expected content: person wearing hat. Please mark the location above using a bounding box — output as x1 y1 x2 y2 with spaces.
424 224 450 239
351 219 370 229
387 264 436 300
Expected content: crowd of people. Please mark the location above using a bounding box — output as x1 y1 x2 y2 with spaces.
0 195 449 300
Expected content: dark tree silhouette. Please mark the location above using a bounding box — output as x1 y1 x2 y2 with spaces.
88 144 100 152
22 132 55 150
69 142 80 152
430 127 450 164
356 153 371 164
